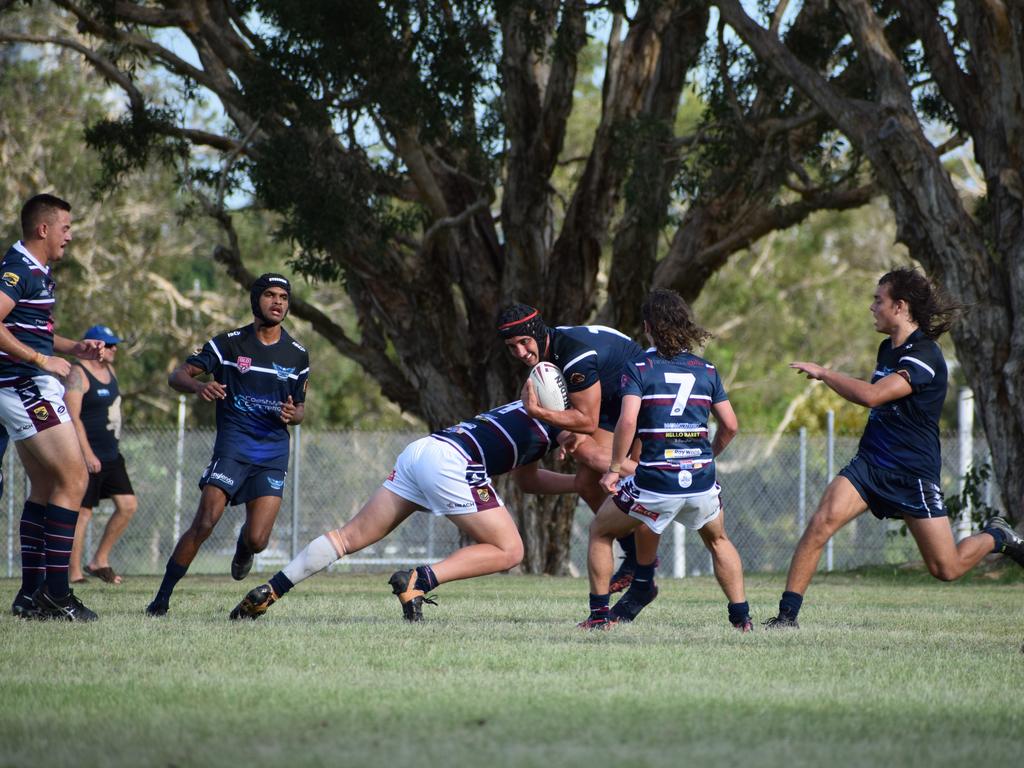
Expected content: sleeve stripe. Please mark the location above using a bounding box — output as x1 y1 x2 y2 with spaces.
208 339 224 363
899 355 935 377
562 350 597 372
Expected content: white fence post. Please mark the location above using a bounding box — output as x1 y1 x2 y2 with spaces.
826 411 834 571
173 395 186 543
798 427 807 531
956 387 974 541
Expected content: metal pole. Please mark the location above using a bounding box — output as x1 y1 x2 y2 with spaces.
6 447 13 578
798 427 807 531
173 395 186 543
826 411 834 571
673 520 685 578
956 388 974 541
291 424 301 559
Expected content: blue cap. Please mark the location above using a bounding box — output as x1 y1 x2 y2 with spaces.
82 325 122 345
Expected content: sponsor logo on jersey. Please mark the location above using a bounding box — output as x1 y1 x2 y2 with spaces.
291 341 306 352
272 363 294 381
237 356 252 373
267 477 285 490
687 359 702 366
665 448 702 459
228 330 241 337
233 393 285 415
631 504 659 521
678 470 693 488
666 431 703 439
33 405 48 421
569 372 585 385
2 272 19 287
208 471 235 487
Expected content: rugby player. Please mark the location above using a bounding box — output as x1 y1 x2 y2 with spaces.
3 194 105 621
229 400 583 622
497 304 652 592
765 268 1024 628
146 273 309 616
581 289 749 630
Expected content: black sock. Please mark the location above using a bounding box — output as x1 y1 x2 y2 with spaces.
268 571 294 598
44 503 78 598
779 591 803 619
589 593 610 616
415 564 438 592
728 601 750 625
235 525 251 558
631 562 656 592
154 558 189 605
616 533 637 569
19 501 46 596
984 524 1006 552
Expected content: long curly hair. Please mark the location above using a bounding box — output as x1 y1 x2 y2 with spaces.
641 288 710 358
879 268 962 339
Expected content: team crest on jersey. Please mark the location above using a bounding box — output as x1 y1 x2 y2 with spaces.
2 272 19 287
273 363 294 381
33 405 49 421
569 372 585 385
236 356 252 373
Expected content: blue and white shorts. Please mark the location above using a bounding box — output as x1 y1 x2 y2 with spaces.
839 454 947 520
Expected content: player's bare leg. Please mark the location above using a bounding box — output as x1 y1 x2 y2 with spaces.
231 495 282 580
579 498 641 628
231 487 417 619
905 516 995 581
436 506 524 581
765 476 866 629
697 511 752 630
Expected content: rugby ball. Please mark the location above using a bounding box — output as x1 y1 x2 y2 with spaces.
529 362 569 411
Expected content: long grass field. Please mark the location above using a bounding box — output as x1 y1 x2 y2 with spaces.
1 568 1022 768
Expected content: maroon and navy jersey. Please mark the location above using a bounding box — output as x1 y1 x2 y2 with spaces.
0 242 56 384
621 350 728 496
857 329 947 483
549 325 643 427
431 401 562 477
187 324 309 471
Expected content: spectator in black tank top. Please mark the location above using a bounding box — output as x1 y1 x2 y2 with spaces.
65 325 136 585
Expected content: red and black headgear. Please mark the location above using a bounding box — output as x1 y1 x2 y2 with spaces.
497 303 549 355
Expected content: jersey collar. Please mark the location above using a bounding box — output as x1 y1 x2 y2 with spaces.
12 241 49 274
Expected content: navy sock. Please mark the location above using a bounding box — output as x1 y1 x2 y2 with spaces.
728 601 750 625
616 533 637 569
984 525 1006 552
44 503 78 598
234 526 251 558
589 593 610 616
19 501 46 595
154 558 189 605
268 571 294 598
631 562 656 592
414 564 439 593
779 591 803 619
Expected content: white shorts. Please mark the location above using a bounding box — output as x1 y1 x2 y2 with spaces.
383 436 503 517
0 375 71 441
612 476 722 535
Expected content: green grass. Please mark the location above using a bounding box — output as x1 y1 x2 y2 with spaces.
1 571 1022 768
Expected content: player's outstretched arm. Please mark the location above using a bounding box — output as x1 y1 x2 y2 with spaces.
509 462 576 495
790 361 911 408
53 334 104 360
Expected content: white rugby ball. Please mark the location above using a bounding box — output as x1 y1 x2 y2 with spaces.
529 362 569 411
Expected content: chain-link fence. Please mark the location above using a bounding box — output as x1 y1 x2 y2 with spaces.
1 415 997 580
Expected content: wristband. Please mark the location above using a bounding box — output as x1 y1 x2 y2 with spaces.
32 352 47 367
608 463 621 474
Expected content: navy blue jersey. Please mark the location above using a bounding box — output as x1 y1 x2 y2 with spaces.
187 324 309 470
0 242 56 384
857 329 947 483
621 350 728 496
431 401 561 477
550 325 643 418
77 364 121 462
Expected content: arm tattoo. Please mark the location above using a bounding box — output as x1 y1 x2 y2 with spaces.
66 365 85 393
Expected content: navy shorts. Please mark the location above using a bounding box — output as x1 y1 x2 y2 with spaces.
839 454 947 520
199 456 286 506
82 453 135 508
